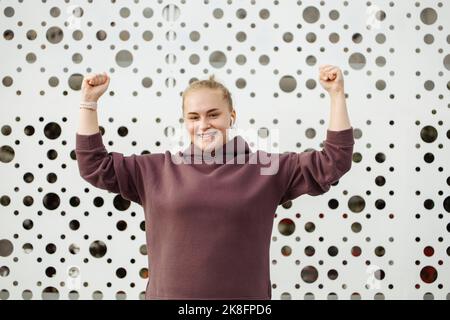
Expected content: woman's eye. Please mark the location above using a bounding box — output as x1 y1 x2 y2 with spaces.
188 114 218 120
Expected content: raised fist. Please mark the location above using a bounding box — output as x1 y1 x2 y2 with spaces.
318 65 344 96
81 72 110 102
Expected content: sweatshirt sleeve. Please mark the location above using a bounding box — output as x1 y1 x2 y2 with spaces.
75 131 143 206
279 126 355 204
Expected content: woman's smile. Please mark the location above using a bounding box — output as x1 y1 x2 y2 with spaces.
197 131 218 140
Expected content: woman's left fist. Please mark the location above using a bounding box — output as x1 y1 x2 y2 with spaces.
319 64 344 96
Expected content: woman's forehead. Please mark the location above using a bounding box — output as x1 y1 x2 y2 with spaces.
185 89 227 111
186 88 222 101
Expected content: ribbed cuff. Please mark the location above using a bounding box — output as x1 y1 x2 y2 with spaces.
75 131 104 150
326 126 354 145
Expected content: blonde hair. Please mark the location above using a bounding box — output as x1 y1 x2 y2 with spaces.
181 74 234 114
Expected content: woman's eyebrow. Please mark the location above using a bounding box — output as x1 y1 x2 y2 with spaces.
187 108 220 115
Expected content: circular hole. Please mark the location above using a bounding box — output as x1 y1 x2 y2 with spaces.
209 51 227 68
420 8 437 25
303 6 320 24
89 240 107 258
349 52 366 70
42 287 59 300
278 218 295 236
115 50 134 68
279 75 297 93
46 26 64 44
420 266 438 283
0 239 14 257
301 265 319 283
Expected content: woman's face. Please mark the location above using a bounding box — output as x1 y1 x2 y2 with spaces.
183 88 236 151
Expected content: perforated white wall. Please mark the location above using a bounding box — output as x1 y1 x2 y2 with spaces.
0 0 449 300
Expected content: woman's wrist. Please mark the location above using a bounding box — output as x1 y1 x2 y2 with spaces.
81 96 98 103
80 100 98 110
329 90 345 100
80 94 99 107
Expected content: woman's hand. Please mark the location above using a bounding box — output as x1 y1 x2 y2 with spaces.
319 65 344 96
81 72 110 102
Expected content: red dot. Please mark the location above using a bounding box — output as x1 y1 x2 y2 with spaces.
420 266 438 284
423 246 434 257
351 246 362 257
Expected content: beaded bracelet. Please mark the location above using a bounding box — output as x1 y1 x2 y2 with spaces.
80 101 97 110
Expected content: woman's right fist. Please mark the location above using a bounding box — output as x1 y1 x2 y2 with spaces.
81 72 110 102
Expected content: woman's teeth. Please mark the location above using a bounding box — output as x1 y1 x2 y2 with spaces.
198 132 217 139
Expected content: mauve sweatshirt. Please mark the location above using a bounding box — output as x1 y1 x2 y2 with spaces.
75 126 354 300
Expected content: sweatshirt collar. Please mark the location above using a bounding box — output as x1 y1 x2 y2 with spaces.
181 135 251 162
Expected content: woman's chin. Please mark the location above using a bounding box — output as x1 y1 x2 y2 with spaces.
196 138 219 152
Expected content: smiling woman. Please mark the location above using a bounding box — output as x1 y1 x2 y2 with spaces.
181 75 237 152
75 70 354 300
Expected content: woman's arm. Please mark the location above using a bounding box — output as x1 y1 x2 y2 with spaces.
329 91 351 131
279 127 355 204
278 64 354 204
319 64 352 131
75 73 143 205
78 108 100 135
75 132 143 205
77 72 109 135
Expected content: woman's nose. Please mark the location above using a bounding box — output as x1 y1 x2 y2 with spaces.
199 118 211 130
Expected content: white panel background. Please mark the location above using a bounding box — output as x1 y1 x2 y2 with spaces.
0 0 449 300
